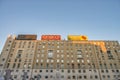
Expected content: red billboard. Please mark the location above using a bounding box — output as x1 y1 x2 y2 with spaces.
41 35 61 40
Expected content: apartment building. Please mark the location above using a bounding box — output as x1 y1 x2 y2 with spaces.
0 34 120 80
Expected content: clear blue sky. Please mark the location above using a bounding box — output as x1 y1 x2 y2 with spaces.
0 0 120 52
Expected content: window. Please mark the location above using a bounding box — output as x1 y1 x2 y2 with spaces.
68 70 70 73
101 70 104 73
107 75 110 78
17 63 20 68
73 76 75 79
90 76 93 79
116 70 119 73
84 75 87 79
7 63 10 68
41 59 43 62
82 60 84 63
2 58 5 61
36 59 39 63
50 75 53 78
87 60 90 63
57 50 59 53
72 64 74 69
68 76 71 79
103 75 105 78
71 60 74 63
46 70 48 72
78 64 80 68
95 75 98 79
106 70 108 73
83 70 86 73
48 50 53 58
45 76 48 79
78 70 81 73
61 64 64 68
51 60 54 63
24 64 27 68
112 70 114 72
79 76 82 79
13 63 16 68
61 70 64 72
14 75 17 79
77 55 82 58
77 50 83 58
40 70 42 72
47 59 49 63
19 59 21 62
50 70 53 72
57 59 59 63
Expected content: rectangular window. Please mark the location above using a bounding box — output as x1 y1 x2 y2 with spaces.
48 50 54 58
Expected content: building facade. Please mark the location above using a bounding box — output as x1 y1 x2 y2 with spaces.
0 34 120 80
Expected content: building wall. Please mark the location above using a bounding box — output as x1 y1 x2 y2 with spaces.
0 35 120 80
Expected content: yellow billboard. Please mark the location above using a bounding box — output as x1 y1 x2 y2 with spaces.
68 35 88 41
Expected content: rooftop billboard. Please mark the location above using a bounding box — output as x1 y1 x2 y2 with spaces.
41 35 61 40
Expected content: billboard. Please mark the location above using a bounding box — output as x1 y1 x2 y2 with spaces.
41 35 61 40
16 35 37 40
68 35 88 41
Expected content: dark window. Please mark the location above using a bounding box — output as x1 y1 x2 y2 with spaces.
40 70 42 72
78 64 80 68
16 70 19 72
17 63 20 68
101 70 104 73
83 70 86 73
112 70 114 72
26 76 29 79
95 75 98 79
78 70 81 73
106 70 109 73
13 63 16 68
61 70 64 72
50 70 53 72
107 75 110 78
84 75 87 79
45 76 48 79
116 70 119 73
19 59 21 62
27 70 29 72
34 76 37 78
2 58 5 61
14 75 17 78
72 64 74 69
73 76 75 79
68 70 70 73
46 70 48 72
79 76 82 79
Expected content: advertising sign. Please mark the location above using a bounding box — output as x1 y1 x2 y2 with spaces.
68 35 88 40
41 35 61 40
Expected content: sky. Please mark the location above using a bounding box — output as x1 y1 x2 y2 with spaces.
0 0 120 52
